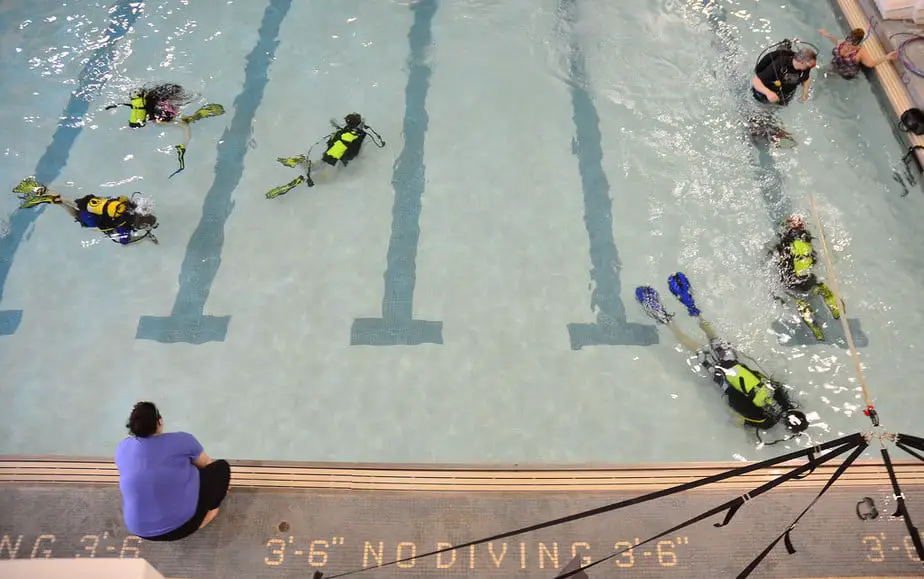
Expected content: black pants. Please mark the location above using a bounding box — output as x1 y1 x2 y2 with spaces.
141 460 231 542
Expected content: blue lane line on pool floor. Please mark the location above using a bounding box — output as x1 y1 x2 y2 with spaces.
0 0 141 337
704 4 867 348
561 0 658 350
350 0 443 346
136 0 292 344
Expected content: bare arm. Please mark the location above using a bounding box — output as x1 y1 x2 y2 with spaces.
859 47 897 69
192 451 214 469
751 75 779 103
800 78 811 102
818 29 839 45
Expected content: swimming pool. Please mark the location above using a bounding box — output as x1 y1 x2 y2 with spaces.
1 0 923 465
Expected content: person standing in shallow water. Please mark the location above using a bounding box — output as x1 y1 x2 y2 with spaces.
115 402 231 541
819 28 897 79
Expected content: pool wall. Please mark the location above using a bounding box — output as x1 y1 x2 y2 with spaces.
835 0 924 189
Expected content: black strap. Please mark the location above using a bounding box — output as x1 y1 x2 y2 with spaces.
897 441 924 464
880 446 924 565
104 103 131 111
552 437 862 579
896 433 924 453
736 442 867 577
321 434 863 578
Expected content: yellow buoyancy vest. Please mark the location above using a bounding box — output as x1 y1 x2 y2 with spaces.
723 364 774 409
86 196 131 225
325 130 361 160
790 238 814 277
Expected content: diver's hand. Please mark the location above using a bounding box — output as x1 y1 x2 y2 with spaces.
887 51 898 61
766 92 780 104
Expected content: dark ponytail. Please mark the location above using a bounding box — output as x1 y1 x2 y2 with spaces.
127 402 161 438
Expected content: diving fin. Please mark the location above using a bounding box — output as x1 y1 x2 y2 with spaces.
13 177 57 208
815 282 841 319
181 103 226 124
266 175 306 199
13 177 45 195
635 286 673 324
668 272 701 317
796 299 825 341
773 130 798 149
277 155 307 168
169 144 186 179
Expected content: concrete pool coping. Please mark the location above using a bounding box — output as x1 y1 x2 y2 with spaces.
2 455 923 491
2 456 924 578
836 0 924 184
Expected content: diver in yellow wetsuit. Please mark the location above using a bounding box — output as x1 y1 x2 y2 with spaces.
105 82 225 177
266 113 385 199
771 214 841 341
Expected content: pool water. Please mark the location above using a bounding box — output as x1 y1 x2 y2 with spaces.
1 0 923 464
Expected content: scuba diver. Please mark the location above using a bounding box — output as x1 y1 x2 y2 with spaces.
266 113 385 199
13 177 159 245
770 214 841 341
747 112 797 149
751 39 817 105
819 27 897 80
105 82 225 178
636 272 809 443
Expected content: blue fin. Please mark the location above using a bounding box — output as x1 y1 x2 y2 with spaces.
635 286 673 324
668 272 701 317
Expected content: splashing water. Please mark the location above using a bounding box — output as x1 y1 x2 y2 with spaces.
132 194 155 216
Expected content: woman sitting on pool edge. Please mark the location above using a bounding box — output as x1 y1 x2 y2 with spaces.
819 28 897 79
115 402 231 541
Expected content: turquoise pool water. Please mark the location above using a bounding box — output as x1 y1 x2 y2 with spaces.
1 0 923 464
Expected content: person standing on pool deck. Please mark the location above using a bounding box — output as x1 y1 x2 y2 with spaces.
818 28 897 79
751 47 816 105
115 402 231 541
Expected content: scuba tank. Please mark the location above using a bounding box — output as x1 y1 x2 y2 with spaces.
754 38 820 75
755 39 794 75
129 91 148 128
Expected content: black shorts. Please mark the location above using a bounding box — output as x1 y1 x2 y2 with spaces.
140 460 231 542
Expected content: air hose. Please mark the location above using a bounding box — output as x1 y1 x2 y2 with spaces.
891 32 924 78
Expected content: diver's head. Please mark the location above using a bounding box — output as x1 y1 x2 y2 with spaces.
783 409 809 433
849 28 866 45
133 213 158 231
785 214 806 230
793 48 817 70
126 401 162 438
344 113 363 129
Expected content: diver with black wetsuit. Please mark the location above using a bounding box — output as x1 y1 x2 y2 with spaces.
751 44 817 105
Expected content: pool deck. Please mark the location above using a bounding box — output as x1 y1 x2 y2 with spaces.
836 0 924 189
2 456 924 578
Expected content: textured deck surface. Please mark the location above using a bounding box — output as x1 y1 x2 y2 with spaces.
1 457 924 578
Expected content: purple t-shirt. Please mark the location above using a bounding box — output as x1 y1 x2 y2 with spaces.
115 432 203 537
